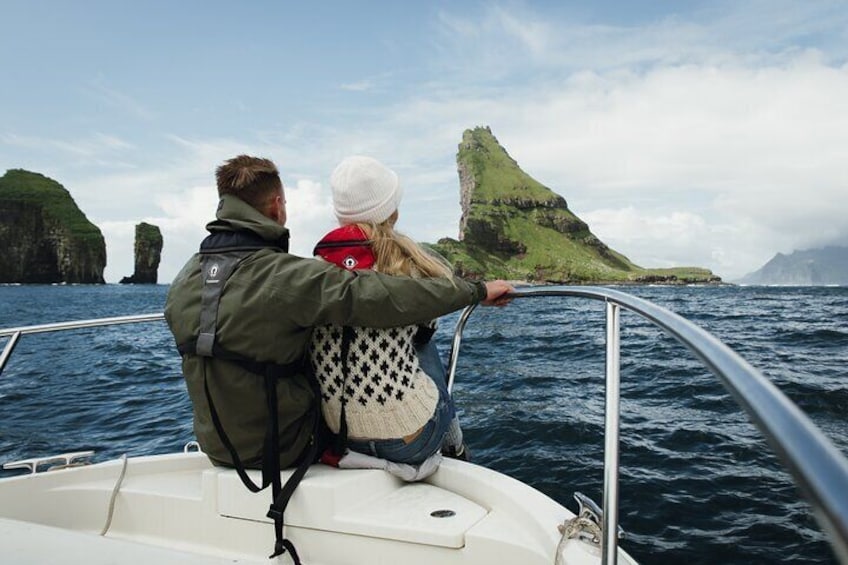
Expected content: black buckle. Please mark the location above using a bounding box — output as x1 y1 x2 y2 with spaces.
267 505 282 521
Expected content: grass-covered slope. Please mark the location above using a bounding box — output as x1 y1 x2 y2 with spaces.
1 169 103 244
431 127 720 284
0 169 106 283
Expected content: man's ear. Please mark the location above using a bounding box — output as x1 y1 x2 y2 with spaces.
268 193 287 225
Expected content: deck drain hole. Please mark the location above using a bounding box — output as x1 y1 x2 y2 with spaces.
430 509 456 518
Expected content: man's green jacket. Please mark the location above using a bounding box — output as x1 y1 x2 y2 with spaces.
165 195 486 468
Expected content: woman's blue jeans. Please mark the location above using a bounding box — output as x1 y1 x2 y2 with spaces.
346 340 458 465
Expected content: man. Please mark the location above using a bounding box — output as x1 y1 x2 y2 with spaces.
165 154 512 472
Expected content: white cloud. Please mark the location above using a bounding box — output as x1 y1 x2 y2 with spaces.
434 5 555 79
340 81 374 92
82 78 156 121
98 220 137 283
97 177 336 283
311 46 846 281
435 2 848 75
263 48 848 281
448 54 848 279
285 179 336 257
2 132 135 162
579 207 766 279
98 185 215 283
488 6 551 57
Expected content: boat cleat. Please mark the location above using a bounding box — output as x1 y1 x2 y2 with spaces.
559 491 627 546
183 441 203 453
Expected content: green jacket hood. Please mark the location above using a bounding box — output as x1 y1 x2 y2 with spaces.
205 194 290 242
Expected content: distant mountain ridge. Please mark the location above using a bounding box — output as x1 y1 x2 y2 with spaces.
431 127 720 284
738 246 848 285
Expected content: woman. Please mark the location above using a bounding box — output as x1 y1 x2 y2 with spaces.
309 155 466 465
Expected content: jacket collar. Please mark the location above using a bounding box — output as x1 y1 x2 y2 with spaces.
205 194 290 244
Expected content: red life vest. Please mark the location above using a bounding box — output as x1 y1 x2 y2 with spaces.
313 225 377 466
312 225 375 270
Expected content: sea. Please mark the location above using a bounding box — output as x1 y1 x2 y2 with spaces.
0 283 846 564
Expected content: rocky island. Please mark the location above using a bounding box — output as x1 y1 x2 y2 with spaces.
431 127 721 284
0 169 106 284
119 222 163 284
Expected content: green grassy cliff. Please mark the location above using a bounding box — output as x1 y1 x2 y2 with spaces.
0 169 106 283
430 127 720 284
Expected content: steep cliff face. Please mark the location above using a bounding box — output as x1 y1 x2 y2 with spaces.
120 222 163 284
433 127 720 284
0 169 106 284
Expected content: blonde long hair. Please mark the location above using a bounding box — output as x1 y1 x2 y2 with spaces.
356 221 453 279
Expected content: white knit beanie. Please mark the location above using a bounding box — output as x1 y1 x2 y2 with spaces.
330 156 402 225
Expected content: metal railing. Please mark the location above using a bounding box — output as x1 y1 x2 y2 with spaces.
446 286 848 565
0 313 165 376
3 289 848 563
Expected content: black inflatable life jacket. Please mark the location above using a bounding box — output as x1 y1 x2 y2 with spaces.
178 229 318 564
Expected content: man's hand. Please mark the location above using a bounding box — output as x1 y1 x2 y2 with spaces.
481 280 515 306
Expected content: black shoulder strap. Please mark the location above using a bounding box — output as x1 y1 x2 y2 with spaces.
201 360 314 562
333 326 356 456
194 229 286 355
196 253 244 356
185 235 309 563
266 373 321 560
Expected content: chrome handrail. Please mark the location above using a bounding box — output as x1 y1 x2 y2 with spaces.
447 285 848 565
0 313 165 376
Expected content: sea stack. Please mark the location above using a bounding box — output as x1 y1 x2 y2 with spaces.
431 126 721 284
0 169 106 284
120 222 163 284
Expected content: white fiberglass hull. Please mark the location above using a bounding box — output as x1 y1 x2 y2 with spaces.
0 451 636 564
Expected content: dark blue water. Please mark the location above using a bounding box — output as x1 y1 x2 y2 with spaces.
1 284 846 564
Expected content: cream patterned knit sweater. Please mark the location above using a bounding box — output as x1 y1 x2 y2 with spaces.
310 324 439 440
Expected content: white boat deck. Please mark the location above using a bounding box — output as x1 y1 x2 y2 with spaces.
0 451 622 564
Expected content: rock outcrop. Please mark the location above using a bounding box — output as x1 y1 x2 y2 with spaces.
120 222 163 284
432 127 720 284
0 169 106 284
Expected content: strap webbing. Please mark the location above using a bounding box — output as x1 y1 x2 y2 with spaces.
189 239 310 563
202 361 264 492
180 341 302 384
333 326 355 456
203 360 311 563
197 253 244 356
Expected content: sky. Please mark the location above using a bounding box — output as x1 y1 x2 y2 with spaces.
2 1 847 283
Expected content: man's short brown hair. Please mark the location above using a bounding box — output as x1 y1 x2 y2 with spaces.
215 155 282 210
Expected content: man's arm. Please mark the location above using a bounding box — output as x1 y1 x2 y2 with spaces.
275 257 511 329
480 280 514 307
